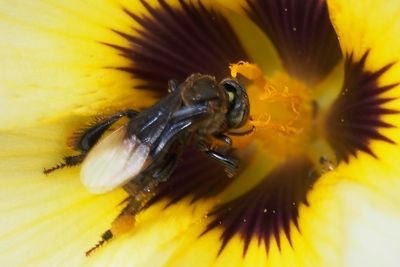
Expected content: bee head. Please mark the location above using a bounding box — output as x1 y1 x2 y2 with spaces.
220 79 250 129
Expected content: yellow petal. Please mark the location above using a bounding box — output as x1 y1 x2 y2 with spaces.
328 0 400 69
0 0 154 130
333 159 400 266
340 190 400 267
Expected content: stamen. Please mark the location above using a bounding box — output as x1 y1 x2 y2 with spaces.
250 118 303 136
250 113 271 127
230 61 263 81
230 62 310 140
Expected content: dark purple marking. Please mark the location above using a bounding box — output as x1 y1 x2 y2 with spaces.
325 52 398 162
201 156 318 256
107 0 249 94
244 0 342 84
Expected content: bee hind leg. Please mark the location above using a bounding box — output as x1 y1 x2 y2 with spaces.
44 109 139 175
85 214 135 256
85 154 179 256
123 152 179 208
43 154 85 175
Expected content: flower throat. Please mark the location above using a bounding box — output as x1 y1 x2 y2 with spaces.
230 61 336 173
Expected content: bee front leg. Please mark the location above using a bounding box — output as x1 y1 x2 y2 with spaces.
204 150 239 177
207 133 233 154
44 110 138 174
227 125 255 136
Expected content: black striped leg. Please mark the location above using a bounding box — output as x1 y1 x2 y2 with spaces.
44 110 138 174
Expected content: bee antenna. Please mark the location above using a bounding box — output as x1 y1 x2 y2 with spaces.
43 162 67 175
85 230 113 257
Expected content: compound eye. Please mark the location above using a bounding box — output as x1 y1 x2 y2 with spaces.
220 79 250 129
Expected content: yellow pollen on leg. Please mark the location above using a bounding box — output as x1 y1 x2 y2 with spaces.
110 214 136 237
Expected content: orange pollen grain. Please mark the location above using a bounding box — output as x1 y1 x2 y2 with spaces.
111 215 136 236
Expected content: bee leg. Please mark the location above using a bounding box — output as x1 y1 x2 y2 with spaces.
227 125 255 136
74 109 139 153
204 150 239 177
85 177 156 256
150 155 179 183
86 116 187 257
213 134 233 147
197 140 239 177
122 153 180 218
43 154 86 175
86 154 179 256
208 133 233 153
123 150 180 199
168 79 179 93
85 213 135 256
44 109 139 175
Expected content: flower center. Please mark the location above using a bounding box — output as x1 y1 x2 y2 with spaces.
230 61 336 173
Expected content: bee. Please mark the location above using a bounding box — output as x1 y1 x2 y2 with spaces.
44 73 250 255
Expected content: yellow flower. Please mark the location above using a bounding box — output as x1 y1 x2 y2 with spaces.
1 0 400 266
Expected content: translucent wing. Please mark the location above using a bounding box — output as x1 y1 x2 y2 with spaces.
80 125 150 194
80 86 188 194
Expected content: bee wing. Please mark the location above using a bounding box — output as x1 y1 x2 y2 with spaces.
81 87 184 194
81 125 150 194
126 86 183 146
